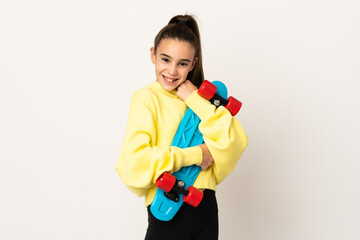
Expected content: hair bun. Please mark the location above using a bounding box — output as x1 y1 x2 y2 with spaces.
177 19 187 25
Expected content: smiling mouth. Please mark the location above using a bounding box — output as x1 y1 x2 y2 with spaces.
162 75 179 83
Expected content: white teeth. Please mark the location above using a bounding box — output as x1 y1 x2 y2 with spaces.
163 75 177 83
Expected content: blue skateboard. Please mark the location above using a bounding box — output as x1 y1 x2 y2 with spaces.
150 81 241 221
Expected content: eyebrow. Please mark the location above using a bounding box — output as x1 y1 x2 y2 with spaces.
160 53 191 62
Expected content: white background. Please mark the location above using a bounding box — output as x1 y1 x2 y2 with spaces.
1 0 359 239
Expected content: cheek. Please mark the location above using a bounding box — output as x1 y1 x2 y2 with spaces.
155 61 167 71
154 63 163 73
180 67 192 76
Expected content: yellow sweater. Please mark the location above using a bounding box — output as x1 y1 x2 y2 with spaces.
116 81 248 206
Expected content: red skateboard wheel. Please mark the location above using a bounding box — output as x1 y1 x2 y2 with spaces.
156 172 176 193
183 186 203 207
198 80 217 100
225 96 242 116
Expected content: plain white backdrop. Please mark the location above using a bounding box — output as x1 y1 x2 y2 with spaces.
1 0 359 239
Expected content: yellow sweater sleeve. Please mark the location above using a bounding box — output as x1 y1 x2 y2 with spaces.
115 89 202 197
185 90 248 184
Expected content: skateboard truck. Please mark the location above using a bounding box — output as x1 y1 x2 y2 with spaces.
156 172 203 207
198 80 242 116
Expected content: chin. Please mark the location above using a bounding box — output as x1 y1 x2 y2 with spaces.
161 83 177 92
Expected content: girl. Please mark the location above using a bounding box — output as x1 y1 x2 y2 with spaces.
116 14 248 240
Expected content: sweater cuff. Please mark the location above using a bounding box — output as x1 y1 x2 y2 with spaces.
173 145 203 168
184 90 216 120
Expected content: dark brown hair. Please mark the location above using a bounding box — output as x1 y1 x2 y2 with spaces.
153 15 204 88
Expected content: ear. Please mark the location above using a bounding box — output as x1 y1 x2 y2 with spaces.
190 57 198 71
150 47 156 64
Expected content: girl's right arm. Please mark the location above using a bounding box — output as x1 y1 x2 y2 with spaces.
115 89 203 197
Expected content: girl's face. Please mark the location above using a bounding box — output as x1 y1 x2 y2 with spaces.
151 38 197 92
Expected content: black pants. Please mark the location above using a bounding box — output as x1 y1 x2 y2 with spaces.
145 190 218 240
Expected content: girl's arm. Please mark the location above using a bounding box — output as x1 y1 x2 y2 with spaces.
115 89 203 197
179 81 248 185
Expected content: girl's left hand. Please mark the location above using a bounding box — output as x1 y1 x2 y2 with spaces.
177 80 197 101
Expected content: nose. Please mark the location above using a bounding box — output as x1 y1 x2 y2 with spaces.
168 64 178 76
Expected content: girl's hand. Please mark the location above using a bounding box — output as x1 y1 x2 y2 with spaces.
177 80 197 101
198 143 214 171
